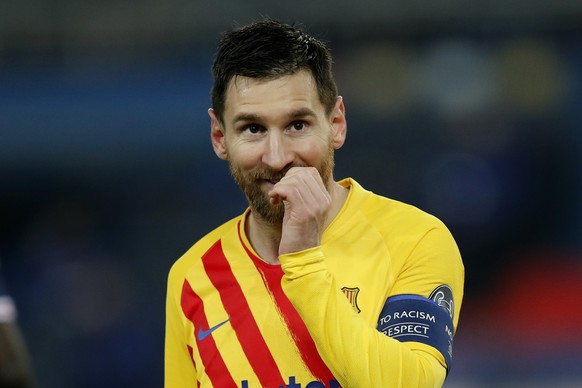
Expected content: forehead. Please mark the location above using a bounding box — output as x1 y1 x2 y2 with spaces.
223 70 323 120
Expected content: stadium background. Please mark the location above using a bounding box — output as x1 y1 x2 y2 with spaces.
1 1 581 386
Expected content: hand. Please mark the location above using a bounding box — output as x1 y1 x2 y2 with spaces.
269 167 331 256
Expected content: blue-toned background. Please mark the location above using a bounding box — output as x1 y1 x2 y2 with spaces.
1 2 581 386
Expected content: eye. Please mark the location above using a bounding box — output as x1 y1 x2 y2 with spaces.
242 124 265 135
290 121 306 131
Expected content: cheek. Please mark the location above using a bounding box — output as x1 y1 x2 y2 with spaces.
225 140 260 169
298 139 330 164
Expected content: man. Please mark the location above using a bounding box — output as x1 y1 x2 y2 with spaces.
166 19 464 387
0 274 35 388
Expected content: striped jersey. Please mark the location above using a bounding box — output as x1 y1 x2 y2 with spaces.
165 178 464 387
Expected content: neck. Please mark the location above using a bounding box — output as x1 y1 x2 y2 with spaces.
245 180 349 265
246 215 282 264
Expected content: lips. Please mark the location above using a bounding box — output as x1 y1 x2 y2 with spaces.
260 179 278 189
259 175 283 185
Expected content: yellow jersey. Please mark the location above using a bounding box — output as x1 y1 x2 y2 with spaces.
165 178 464 387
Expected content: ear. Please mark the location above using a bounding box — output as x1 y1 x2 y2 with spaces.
330 96 347 149
209 108 228 160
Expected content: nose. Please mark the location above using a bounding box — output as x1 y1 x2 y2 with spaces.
262 131 294 171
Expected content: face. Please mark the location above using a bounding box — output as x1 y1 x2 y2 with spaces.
210 70 346 224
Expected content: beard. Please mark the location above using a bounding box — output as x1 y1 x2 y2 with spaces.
228 144 335 225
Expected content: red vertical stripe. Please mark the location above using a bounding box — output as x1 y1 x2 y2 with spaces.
181 280 237 387
238 222 337 384
202 240 285 388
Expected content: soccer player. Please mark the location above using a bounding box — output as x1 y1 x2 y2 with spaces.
0 273 35 388
165 19 464 387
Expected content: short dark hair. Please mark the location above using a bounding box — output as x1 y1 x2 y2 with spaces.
211 19 338 123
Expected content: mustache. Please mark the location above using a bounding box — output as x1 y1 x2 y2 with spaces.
249 164 302 183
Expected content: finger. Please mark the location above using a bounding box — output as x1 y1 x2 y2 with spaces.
271 176 325 219
269 192 284 205
271 167 327 205
285 167 330 209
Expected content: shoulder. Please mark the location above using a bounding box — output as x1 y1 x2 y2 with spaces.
372 194 457 258
347 178 447 234
167 215 242 285
344 179 459 264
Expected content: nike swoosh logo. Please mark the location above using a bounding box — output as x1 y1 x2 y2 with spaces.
197 317 231 341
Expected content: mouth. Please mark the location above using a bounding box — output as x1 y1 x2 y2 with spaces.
254 169 287 190
258 176 284 195
259 175 282 184
260 178 277 188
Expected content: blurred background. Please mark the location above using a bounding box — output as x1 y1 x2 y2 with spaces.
1 1 581 387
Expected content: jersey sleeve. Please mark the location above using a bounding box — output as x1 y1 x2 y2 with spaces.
165 266 197 388
279 225 464 387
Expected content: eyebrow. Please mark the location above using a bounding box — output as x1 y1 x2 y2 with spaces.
232 112 262 124
288 107 317 120
232 107 317 125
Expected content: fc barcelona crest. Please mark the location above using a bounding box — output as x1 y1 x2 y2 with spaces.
341 286 361 313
